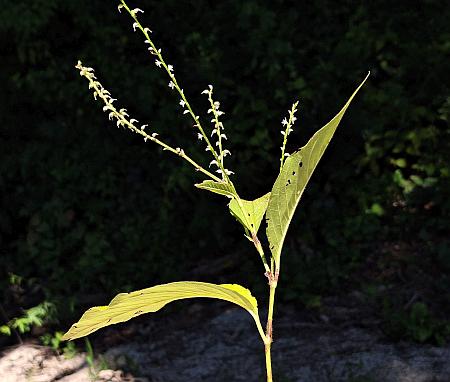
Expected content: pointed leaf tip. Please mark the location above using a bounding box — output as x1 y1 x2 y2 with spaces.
266 74 369 270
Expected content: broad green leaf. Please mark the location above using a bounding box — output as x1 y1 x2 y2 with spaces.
195 180 237 199
266 74 369 269
62 281 262 341
229 193 270 236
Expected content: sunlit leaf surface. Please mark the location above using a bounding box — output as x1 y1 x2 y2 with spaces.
62 281 261 341
266 74 370 269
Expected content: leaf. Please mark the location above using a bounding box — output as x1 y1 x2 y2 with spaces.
266 73 370 269
62 281 262 341
229 193 270 236
195 180 237 199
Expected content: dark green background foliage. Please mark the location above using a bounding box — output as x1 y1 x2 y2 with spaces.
0 1 449 343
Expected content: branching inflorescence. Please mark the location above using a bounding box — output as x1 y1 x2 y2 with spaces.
67 2 369 381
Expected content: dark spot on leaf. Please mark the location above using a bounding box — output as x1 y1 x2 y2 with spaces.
248 213 251 217
107 318 111 323
251 223 254 227
299 162 303 167
292 171 296 175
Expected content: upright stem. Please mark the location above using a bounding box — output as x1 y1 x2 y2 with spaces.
265 273 278 382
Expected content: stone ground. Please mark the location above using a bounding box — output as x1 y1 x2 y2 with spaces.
1 294 449 382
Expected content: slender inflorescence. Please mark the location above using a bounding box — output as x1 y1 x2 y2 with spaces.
279 101 300 170
75 61 221 182
203 85 233 178
117 0 233 182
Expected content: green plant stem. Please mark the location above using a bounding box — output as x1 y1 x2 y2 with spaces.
265 279 277 382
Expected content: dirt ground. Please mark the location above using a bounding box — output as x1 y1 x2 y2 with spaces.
1 293 449 382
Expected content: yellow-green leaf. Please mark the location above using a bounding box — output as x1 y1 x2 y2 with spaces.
266 73 369 269
229 193 270 236
195 180 237 199
62 281 262 341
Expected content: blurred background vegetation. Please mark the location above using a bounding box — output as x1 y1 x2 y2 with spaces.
0 0 449 347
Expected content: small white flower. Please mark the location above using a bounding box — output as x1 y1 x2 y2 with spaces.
207 108 213 114
209 160 218 167
211 129 217 136
205 146 211 151
144 137 148 142
119 108 129 117
109 98 117 103
292 116 297 123
282 118 288 126
141 124 148 130
220 134 227 140
108 112 114 121
118 4 123 13
151 132 159 137
168 81 175 89
217 111 225 116
183 110 189 114
281 131 285 136
224 169 234 175
102 105 110 112
155 60 162 67
144 27 152 34
93 91 98 100
116 120 121 127
197 133 203 140
179 99 186 107
130 119 138 124
201 89 209 95
222 149 231 157
208 84 213 91
167 65 174 72
131 8 144 15
284 153 290 157
132 22 139 32
216 169 223 174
